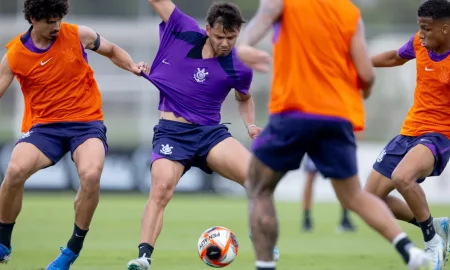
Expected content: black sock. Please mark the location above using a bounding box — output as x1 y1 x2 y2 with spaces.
0 222 14 249
66 223 88 254
418 216 435 242
304 209 310 219
408 218 420 228
138 243 154 259
342 208 349 220
394 235 413 264
256 261 276 270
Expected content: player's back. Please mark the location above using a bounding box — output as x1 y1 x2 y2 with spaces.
270 0 363 130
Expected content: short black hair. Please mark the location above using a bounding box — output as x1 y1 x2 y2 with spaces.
418 0 450 20
23 0 69 24
206 2 246 33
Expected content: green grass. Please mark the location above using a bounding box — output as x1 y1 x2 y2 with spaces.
3 193 448 269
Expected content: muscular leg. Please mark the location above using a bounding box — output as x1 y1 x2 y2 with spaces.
332 175 416 264
206 137 250 186
246 156 284 269
391 145 436 242
138 158 184 259
364 169 419 226
0 143 52 249
66 138 106 254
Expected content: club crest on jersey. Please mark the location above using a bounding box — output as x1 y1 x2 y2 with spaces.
193 68 209 83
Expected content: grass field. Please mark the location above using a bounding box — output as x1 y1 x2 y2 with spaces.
3 193 448 270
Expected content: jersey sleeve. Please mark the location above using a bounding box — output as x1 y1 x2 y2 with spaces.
397 35 416 60
235 68 253 95
158 7 202 46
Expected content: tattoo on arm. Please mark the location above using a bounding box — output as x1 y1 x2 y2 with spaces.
240 0 283 46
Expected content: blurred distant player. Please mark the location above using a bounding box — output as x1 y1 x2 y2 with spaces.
237 0 431 269
365 0 450 268
0 0 147 269
126 1 278 269
301 155 356 233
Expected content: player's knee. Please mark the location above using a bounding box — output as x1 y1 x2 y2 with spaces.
4 161 30 187
150 176 176 207
78 166 102 192
391 169 416 189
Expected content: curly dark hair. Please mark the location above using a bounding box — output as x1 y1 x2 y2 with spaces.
206 1 246 33
23 0 69 24
418 0 450 19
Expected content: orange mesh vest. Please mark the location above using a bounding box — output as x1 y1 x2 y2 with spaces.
6 22 103 132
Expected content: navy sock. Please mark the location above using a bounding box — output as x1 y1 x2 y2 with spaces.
256 261 276 270
138 243 154 259
304 209 310 219
0 222 14 249
67 223 88 254
408 218 420 228
394 235 413 264
342 208 349 220
418 216 435 242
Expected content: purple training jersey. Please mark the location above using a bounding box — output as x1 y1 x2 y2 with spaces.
144 8 253 125
398 34 450 62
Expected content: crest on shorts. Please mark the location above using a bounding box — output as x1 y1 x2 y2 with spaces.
160 144 173 155
193 68 209 83
376 149 386 163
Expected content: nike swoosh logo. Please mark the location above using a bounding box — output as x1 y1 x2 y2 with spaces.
41 58 53 66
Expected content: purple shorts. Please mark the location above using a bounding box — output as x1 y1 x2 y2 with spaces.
252 112 357 179
373 132 450 183
16 121 108 165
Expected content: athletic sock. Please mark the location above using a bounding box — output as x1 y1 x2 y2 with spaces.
418 215 435 242
408 217 420 228
256 260 276 270
67 223 88 254
0 222 14 249
138 243 154 259
392 233 413 264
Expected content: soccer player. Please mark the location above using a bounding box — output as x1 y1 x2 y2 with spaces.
236 0 432 269
126 1 278 269
0 0 148 269
364 0 450 268
301 155 356 233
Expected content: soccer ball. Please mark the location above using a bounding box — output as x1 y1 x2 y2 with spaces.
198 226 239 268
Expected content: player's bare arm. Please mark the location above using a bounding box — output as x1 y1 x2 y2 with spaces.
372 50 411 67
0 54 14 99
239 0 283 46
148 0 176 23
78 25 149 75
235 90 261 139
350 19 375 98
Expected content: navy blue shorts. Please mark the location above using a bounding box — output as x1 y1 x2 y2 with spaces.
373 132 450 183
16 121 108 165
252 112 357 179
151 119 232 174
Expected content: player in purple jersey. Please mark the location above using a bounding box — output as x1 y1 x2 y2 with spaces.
127 1 278 269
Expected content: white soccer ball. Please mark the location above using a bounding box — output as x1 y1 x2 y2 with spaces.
198 226 239 268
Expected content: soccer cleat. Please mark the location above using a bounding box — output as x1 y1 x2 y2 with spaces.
46 247 79 270
423 235 445 270
407 246 432 270
127 257 151 270
249 232 280 261
0 244 11 264
433 217 450 264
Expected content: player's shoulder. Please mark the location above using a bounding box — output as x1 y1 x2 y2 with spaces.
5 34 23 52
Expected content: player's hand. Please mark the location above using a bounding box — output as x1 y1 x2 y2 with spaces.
132 61 150 76
248 125 262 139
236 45 271 73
